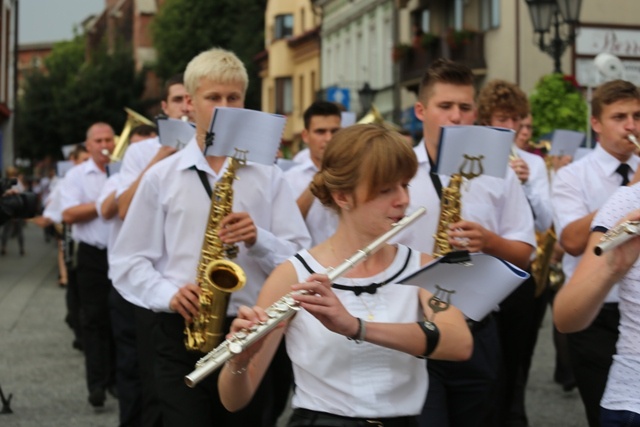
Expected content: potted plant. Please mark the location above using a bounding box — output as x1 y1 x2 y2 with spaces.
445 28 477 50
392 43 412 63
420 32 439 50
529 73 587 140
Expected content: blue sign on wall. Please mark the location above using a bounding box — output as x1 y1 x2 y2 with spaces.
326 87 350 111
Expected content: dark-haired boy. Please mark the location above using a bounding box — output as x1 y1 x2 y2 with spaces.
395 59 535 427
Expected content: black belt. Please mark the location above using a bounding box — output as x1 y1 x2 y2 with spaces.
78 241 107 252
289 408 418 427
466 313 493 333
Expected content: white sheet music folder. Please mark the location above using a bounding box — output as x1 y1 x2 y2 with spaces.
56 161 74 178
204 107 286 165
157 118 195 150
398 251 529 321
435 126 514 178
549 129 584 157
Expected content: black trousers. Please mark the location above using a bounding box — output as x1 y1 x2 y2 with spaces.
492 276 537 427
110 287 142 427
135 306 163 427
76 242 116 394
419 316 500 427
64 263 83 347
567 303 620 427
153 312 292 427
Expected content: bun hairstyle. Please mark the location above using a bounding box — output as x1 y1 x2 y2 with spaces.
310 124 418 213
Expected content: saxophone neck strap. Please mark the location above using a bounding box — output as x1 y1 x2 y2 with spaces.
293 248 413 296
191 166 213 199
428 155 443 200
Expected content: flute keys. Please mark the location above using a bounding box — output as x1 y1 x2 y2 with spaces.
228 341 243 354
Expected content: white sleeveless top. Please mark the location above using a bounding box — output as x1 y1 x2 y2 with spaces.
286 244 428 418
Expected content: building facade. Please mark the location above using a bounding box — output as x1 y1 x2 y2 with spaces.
85 0 162 103
260 0 321 150
0 0 16 172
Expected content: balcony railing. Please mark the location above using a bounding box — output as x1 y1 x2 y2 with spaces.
398 32 486 89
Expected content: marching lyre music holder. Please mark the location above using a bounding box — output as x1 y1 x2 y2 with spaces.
0 383 13 414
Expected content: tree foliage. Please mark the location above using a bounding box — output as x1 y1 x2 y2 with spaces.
16 37 145 160
151 0 264 109
529 73 588 140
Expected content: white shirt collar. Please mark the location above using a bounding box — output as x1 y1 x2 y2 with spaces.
593 143 640 178
84 157 105 175
175 137 220 177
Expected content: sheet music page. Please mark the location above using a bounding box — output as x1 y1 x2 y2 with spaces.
56 161 74 178
573 147 593 161
204 107 286 165
399 252 529 321
549 129 585 157
106 161 122 177
157 118 196 150
341 111 357 127
435 126 514 178
61 143 80 159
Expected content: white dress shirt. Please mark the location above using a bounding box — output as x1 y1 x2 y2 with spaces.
552 144 640 303
43 178 64 224
115 137 162 197
395 142 536 254
96 173 122 269
59 158 110 249
292 147 310 164
287 245 427 417
284 159 338 247
517 148 553 232
592 184 640 415
109 138 311 313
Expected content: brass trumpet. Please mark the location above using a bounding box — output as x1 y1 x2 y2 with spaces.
110 108 155 162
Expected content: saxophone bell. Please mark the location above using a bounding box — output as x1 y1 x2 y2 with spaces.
184 152 248 354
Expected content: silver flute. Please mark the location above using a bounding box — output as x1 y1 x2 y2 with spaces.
594 220 640 256
184 206 427 388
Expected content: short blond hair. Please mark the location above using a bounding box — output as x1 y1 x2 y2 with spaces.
184 47 248 96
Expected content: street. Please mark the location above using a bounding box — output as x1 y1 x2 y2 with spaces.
0 223 587 426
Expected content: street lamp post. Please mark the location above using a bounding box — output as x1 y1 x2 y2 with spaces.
525 0 582 74
358 82 377 116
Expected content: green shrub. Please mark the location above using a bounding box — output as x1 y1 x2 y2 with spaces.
529 73 587 140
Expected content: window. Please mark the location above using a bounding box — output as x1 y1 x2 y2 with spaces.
410 8 430 35
275 77 293 115
480 0 500 31
274 14 294 40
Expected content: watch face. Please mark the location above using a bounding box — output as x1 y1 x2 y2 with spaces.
423 321 436 331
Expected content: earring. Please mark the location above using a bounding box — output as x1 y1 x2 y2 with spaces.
343 204 351 211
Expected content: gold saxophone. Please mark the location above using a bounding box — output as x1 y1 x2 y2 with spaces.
521 140 564 295
432 154 483 257
184 150 248 353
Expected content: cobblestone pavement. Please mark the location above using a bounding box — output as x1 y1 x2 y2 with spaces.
0 224 587 426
